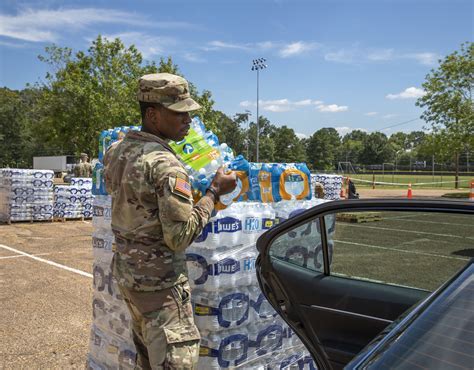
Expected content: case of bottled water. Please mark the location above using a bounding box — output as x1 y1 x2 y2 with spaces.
186 199 324 369
87 121 335 369
54 178 94 219
87 194 137 369
311 174 343 200
0 169 54 222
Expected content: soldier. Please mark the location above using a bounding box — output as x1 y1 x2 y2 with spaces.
74 153 93 177
103 73 236 370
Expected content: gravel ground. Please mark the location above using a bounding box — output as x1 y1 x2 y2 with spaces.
0 188 468 369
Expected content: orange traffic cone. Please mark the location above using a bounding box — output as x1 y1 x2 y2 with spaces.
407 183 413 199
469 180 474 202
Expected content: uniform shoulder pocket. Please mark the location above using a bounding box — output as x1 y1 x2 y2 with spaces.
168 173 192 201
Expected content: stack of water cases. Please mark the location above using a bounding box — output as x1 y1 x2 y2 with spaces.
54 178 94 219
0 169 54 222
187 200 326 369
87 194 136 370
311 174 343 200
0 169 12 222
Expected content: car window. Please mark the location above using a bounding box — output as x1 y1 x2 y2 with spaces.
326 211 472 291
269 217 327 272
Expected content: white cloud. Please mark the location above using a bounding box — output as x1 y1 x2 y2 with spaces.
264 104 292 112
239 100 253 108
103 32 176 59
383 114 397 119
367 48 395 61
365 112 378 116
183 52 206 63
386 86 426 100
0 7 160 42
324 49 356 63
405 52 440 66
279 41 319 57
257 41 277 50
239 98 324 112
295 132 308 139
316 104 348 113
294 99 312 106
324 46 440 66
204 40 250 51
335 127 368 136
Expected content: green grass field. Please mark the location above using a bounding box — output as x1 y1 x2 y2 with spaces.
270 210 472 292
344 173 472 189
332 211 472 291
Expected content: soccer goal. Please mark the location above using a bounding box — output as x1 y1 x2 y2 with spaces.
337 161 356 174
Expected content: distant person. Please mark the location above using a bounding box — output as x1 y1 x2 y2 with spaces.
348 179 360 199
314 181 325 198
103 73 237 369
74 153 92 178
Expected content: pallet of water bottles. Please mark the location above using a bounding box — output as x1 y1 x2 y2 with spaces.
53 177 94 221
184 199 335 369
0 168 55 223
87 194 136 369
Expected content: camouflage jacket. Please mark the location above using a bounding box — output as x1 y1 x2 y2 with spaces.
74 162 92 178
103 130 215 291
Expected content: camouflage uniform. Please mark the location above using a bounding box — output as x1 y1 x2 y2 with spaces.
104 73 213 370
74 154 93 177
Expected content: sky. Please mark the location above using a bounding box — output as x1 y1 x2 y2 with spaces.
0 0 472 138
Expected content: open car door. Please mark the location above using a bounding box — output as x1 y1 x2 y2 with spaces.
255 199 473 369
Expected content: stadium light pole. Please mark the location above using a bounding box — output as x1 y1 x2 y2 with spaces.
251 58 267 162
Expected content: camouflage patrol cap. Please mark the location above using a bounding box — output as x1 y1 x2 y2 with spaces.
137 73 201 112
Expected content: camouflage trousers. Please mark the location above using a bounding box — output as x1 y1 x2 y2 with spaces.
119 281 201 370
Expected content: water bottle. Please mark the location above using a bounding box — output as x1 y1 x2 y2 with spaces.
258 163 274 203
213 203 243 248
98 129 112 162
198 331 222 370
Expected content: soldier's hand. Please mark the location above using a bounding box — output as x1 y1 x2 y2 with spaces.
210 166 237 196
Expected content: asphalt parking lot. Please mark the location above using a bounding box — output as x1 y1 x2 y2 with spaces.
0 221 93 369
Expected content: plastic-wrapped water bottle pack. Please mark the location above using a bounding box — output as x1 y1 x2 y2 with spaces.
87 195 137 369
186 199 328 369
93 126 142 196
311 174 343 200
53 178 93 219
0 168 54 222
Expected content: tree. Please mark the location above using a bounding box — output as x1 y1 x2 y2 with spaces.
35 36 158 157
416 42 474 187
214 111 246 156
34 36 221 158
247 116 276 162
340 130 368 166
0 88 43 167
359 132 394 165
271 125 307 163
306 128 341 171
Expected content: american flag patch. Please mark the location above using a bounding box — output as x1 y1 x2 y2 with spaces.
174 177 192 197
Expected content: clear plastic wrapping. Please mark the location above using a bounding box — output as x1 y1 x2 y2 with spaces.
88 197 324 369
0 168 54 222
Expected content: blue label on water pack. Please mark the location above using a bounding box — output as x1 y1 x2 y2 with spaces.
214 217 242 234
195 223 212 242
243 256 256 271
243 217 261 232
213 258 240 275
